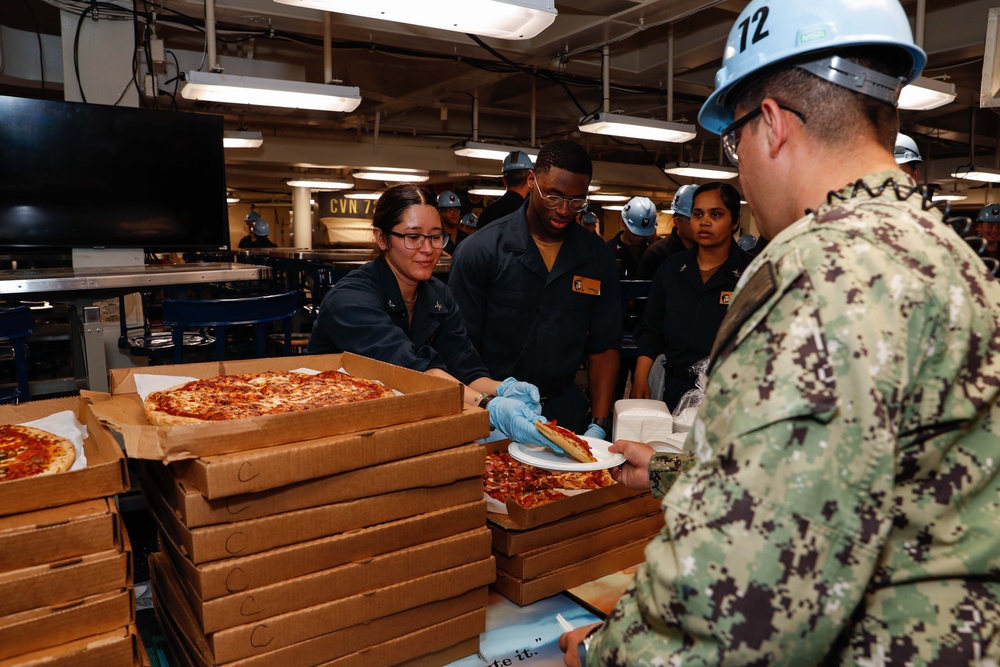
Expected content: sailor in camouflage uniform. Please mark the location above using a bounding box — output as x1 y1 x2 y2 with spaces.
560 0 1000 664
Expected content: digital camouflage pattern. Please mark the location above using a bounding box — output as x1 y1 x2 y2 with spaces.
589 170 1000 666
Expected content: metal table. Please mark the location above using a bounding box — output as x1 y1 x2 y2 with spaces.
0 263 270 392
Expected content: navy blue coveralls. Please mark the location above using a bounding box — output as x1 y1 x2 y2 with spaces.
449 203 622 433
306 255 491 385
636 240 751 410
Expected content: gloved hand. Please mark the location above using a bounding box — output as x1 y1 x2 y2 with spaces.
583 423 607 441
486 397 564 453
495 377 542 415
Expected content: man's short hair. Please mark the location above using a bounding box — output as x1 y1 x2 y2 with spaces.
503 170 530 188
533 139 592 179
731 48 905 152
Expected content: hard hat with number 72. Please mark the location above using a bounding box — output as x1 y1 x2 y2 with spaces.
698 0 926 135
621 196 658 236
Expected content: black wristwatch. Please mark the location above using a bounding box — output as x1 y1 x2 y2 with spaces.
590 417 611 432
477 394 496 409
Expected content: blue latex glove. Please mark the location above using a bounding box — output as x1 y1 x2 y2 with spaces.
583 423 607 441
495 377 542 415
486 397 564 453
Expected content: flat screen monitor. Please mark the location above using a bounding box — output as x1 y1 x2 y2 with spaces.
0 95 230 251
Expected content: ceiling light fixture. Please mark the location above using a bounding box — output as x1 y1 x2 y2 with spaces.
589 193 629 202
180 71 362 112
588 181 602 193
662 162 739 180
898 76 957 111
223 130 264 148
343 191 383 200
932 192 967 202
454 141 539 162
951 165 1000 183
353 168 430 183
271 0 557 40
579 112 697 143
286 178 354 190
468 186 507 197
603 204 626 211
226 193 240 204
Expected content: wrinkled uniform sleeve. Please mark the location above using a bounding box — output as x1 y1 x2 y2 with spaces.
589 203 1000 664
449 234 494 348
423 285 491 385
586 242 624 355
635 262 670 359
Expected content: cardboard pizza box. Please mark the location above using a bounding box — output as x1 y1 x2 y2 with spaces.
0 625 144 667
491 538 649 606
493 513 662 580
144 475 482 564
157 500 487 601
0 549 131 618
489 492 662 556
318 617 482 667
0 497 121 573
150 550 494 664
0 589 134 662
177 528 491 633
89 353 470 462
0 396 129 517
165 407 488 500
145 444 485 526
155 573 485 667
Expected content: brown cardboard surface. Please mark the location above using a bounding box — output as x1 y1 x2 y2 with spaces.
494 513 662 579
0 625 141 667
489 492 662 556
157 583 487 667
159 500 487 600
397 636 482 667
317 614 483 667
492 538 649 606
0 589 134 662
145 476 482 563
0 498 120 573
151 550 495 663
167 407 488 500
93 353 466 462
0 550 130 618
147 444 485 526
0 397 129 517
184 528 491 632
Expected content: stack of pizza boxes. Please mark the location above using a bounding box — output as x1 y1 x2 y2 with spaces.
483 441 664 606
0 396 143 665
88 353 495 667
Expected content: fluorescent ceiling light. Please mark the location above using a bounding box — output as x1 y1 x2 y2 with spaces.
286 178 354 190
181 71 361 112
589 181 601 193
898 76 957 111
662 162 739 180
579 113 697 143
271 0 557 40
226 195 240 204
223 130 263 148
589 193 629 202
344 191 383 200
353 168 429 183
951 165 1000 183
603 205 625 211
932 193 967 201
468 187 507 196
454 141 539 162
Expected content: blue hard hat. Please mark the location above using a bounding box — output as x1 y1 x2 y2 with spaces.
621 197 658 236
244 211 270 236
698 0 926 135
737 233 757 252
502 151 534 173
977 204 1000 223
437 191 462 208
670 185 696 219
460 213 478 229
580 211 598 226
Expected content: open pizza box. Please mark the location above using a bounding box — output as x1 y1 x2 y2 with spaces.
0 396 129 517
87 352 464 462
484 440 648 530
0 625 145 667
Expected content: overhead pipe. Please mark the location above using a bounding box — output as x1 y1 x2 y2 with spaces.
323 13 333 83
205 0 219 71
472 90 480 141
667 25 674 121
915 0 926 48
531 78 537 146
601 45 611 113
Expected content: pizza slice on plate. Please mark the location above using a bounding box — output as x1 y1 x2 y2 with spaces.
534 420 597 463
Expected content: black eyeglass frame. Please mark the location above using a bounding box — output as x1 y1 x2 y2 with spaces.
721 103 807 166
387 231 449 249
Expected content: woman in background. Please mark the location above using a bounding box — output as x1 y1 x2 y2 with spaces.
630 181 752 410
307 184 557 449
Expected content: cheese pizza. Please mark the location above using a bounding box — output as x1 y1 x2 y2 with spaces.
535 420 598 463
484 452 614 509
0 424 76 482
144 370 396 426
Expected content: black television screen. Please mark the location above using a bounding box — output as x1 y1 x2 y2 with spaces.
0 95 230 251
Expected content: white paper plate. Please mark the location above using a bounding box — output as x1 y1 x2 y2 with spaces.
508 436 625 472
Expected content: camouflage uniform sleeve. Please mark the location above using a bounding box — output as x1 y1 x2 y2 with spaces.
588 224 945 665
648 452 694 499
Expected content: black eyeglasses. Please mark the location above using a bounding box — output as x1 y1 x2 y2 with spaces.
388 231 448 249
721 103 807 167
533 181 589 213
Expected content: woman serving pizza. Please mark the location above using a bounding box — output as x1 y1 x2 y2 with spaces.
307 183 557 450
